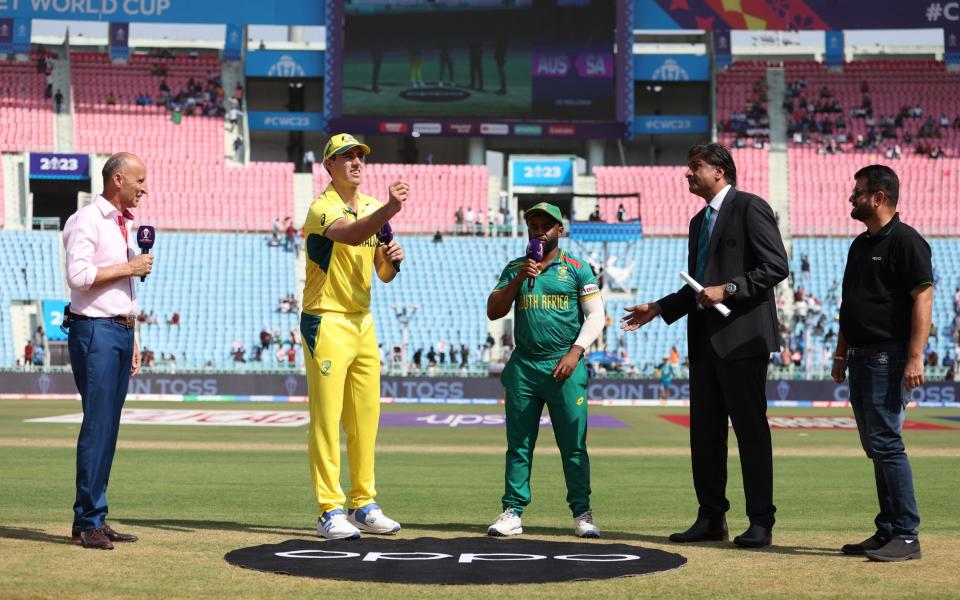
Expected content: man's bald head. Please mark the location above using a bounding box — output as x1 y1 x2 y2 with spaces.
102 152 142 186
102 152 148 211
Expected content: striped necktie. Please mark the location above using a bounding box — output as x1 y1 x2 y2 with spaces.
694 205 713 281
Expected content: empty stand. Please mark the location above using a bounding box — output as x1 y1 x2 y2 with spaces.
71 52 293 231
0 58 55 152
136 233 298 367
0 232 65 365
313 163 488 233
593 148 770 234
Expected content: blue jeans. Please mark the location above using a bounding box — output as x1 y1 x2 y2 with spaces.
68 318 134 531
848 349 920 539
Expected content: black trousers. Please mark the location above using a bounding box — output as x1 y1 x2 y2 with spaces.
688 334 776 528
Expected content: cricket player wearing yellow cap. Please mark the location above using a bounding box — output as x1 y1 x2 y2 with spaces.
302 133 407 539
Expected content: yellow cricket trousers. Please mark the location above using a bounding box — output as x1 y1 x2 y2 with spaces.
302 311 380 513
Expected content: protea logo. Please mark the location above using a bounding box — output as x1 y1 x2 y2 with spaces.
37 373 51 394
777 381 790 401
268 55 305 77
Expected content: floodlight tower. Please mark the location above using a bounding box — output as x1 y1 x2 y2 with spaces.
390 304 420 376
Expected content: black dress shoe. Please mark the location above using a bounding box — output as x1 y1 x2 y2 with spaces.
669 517 728 543
733 524 772 548
842 533 888 556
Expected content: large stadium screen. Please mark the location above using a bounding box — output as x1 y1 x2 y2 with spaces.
327 0 628 138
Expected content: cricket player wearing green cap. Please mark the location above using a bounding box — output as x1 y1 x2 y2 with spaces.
485 202 606 538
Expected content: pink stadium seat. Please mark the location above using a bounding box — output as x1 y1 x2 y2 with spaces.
0 59 55 152
71 52 293 231
312 163 489 234
594 148 770 235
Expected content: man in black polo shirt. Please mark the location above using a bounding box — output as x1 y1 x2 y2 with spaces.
831 164 932 562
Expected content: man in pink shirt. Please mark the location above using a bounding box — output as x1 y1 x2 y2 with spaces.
63 152 153 550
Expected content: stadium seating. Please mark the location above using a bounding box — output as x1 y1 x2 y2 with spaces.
716 60 771 146
136 232 298 367
789 148 960 235
593 147 770 233
784 60 960 148
71 52 293 231
791 237 958 376
313 163 489 233
0 58 55 152
0 231 65 365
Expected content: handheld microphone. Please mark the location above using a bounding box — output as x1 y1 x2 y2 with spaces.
526 239 543 291
137 225 155 282
376 223 401 273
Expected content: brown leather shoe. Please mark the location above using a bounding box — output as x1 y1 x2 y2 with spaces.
79 528 114 550
72 522 138 543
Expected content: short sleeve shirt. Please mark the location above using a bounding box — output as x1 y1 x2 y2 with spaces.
839 214 933 347
302 184 382 315
495 249 599 359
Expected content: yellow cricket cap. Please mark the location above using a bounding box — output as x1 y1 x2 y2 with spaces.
323 133 372 160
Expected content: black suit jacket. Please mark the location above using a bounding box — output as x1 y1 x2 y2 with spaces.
657 188 788 362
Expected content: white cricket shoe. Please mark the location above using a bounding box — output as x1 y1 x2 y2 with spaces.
347 503 401 534
574 510 601 538
487 508 523 537
317 509 361 540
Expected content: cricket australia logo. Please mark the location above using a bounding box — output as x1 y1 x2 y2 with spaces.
321 360 332 376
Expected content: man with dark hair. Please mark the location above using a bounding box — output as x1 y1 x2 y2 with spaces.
64 152 153 549
621 142 787 549
832 164 931 562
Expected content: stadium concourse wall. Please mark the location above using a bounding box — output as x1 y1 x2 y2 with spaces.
1 371 958 407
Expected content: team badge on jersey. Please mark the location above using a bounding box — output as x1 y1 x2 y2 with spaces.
321 360 332 376
557 265 568 279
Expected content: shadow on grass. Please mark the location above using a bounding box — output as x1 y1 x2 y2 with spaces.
402 521 840 556
0 526 76 546
117 518 309 538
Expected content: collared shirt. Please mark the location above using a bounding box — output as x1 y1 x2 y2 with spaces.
839 213 933 347
302 184 382 315
495 249 599 359
63 195 138 317
705 184 732 239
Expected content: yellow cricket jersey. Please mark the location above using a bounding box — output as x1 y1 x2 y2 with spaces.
302 184 382 315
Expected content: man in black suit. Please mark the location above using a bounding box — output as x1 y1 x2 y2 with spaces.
621 143 788 548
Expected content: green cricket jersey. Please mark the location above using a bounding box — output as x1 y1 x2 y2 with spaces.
495 249 600 359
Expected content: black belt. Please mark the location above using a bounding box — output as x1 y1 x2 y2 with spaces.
68 311 136 329
846 342 905 359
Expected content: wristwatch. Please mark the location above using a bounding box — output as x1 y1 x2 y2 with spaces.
724 282 738 298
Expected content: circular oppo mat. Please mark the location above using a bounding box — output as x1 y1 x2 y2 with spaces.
225 536 686 584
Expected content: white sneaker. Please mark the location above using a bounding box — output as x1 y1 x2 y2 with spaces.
347 503 401 534
574 510 601 538
487 508 523 537
317 509 361 540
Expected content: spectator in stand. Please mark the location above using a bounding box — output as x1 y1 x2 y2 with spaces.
461 343 469 367
454 206 464 228
952 114 960 129
413 348 423 369
24 342 33 369
167 312 180 326
233 135 244 162
617 204 626 222
940 114 949 129
260 328 272 352
233 83 244 106
228 105 241 130
465 207 476 235
432 230 443 243
232 344 246 363
285 220 296 250
54 89 63 114
303 149 316 173
287 346 297 367
33 326 45 348
106 92 116 106
426 346 437 366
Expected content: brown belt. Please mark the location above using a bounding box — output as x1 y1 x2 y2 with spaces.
68 311 136 330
